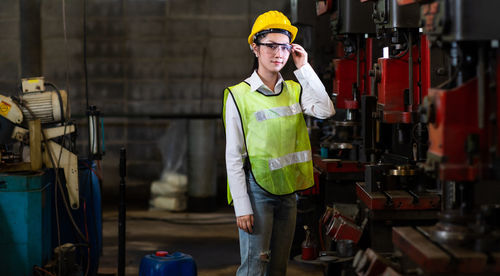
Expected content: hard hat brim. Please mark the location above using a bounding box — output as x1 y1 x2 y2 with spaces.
248 23 298 45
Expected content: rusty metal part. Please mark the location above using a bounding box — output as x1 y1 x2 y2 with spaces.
406 189 419 204
381 190 394 208
382 266 402 276
415 226 459 264
393 226 490 274
388 165 418 176
354 248 394 276
356 182 440 210
313 155 365 174
353 249 364 268
432 222 471 245
336 239 356 257
332 120 360 127
327 216 363 244
430 210 476 245
329 143 353 150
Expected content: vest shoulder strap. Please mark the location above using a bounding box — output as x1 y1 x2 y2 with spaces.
284 80 302 103
222 82 250 127
228 81 251 95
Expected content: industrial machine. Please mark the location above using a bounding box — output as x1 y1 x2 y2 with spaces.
0 77 104 275
311 0 438 254
0 77 79 208
350 0 442 252
314 0 381 209
300 0 500 273
317 0 378 163
389 0 500 274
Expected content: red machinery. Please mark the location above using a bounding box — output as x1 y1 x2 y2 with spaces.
353 0 441 253
314 0 378 207
425 78 486 181
317 0 377 161
375 36 430 124
389 0 500 274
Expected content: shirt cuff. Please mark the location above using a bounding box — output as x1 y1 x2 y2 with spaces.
293 63 313 81
232 195 253 217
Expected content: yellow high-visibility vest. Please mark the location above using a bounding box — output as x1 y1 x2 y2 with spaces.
223 80 314 204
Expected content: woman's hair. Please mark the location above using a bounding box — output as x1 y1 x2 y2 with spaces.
251 29 292 72
252 33 264 71
252 56 259 71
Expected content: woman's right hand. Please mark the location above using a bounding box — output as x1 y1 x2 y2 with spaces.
237 214 254 233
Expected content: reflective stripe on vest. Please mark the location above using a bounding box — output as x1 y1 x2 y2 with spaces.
254 102 302 122
222 80 314 204
268 150 312 171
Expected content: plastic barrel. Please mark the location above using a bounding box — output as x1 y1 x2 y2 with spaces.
0 172 52 275
139 251 197 276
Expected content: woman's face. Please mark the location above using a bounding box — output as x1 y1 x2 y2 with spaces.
252 33 291 74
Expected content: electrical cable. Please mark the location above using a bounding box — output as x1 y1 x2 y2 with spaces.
21 81 66 276
15 100 87 243
55 164 61 276
31 106 72 275
389 32 410 60
58 1 92 266
436 46 464 89
62 0 71 110
33 266 56 276
83 200 90 276
83 0 98 162
83 0 89 109
44 82 66 123
81 158 103 181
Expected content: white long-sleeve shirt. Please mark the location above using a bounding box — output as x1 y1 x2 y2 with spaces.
225 63 335 217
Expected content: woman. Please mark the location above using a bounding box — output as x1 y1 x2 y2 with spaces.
222 10 335 276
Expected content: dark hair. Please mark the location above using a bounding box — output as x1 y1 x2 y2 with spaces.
252 56 259 71
254 29 292 43
251 29 292 72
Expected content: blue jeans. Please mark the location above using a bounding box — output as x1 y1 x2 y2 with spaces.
237 173 297 276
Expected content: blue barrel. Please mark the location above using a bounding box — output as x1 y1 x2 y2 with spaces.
139 251 197 276
0 172 52 275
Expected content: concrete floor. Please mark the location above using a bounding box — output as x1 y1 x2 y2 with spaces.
99 209 324 276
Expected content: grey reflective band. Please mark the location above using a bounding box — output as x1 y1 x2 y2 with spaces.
254 103 302 122
268 150 312 171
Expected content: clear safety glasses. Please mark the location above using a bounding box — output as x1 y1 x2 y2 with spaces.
256 42 292 54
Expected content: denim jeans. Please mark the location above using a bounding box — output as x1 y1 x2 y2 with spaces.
236 173 297 276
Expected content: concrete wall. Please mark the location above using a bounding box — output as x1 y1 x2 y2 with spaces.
0 0 21 92
34 0 291 207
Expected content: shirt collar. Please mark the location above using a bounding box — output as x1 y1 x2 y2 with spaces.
245 70 284 94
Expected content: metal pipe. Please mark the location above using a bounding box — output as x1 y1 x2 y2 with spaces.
366 38 373 96
477 45 485 129
87 105 102 160
408 31 414 107
418 34 422 105
355 35 361 102
118 148 127 276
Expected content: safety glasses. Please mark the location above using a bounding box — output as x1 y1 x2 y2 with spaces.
256 42 292 54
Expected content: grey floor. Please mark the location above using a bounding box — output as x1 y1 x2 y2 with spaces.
99 209 324 276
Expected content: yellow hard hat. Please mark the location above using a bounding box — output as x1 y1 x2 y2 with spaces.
248 11 298 45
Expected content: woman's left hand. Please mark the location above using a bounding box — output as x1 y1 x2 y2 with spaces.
291 44 308 69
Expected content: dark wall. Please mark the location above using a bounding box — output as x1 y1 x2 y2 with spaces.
22 0 290 207
0 0 22 92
